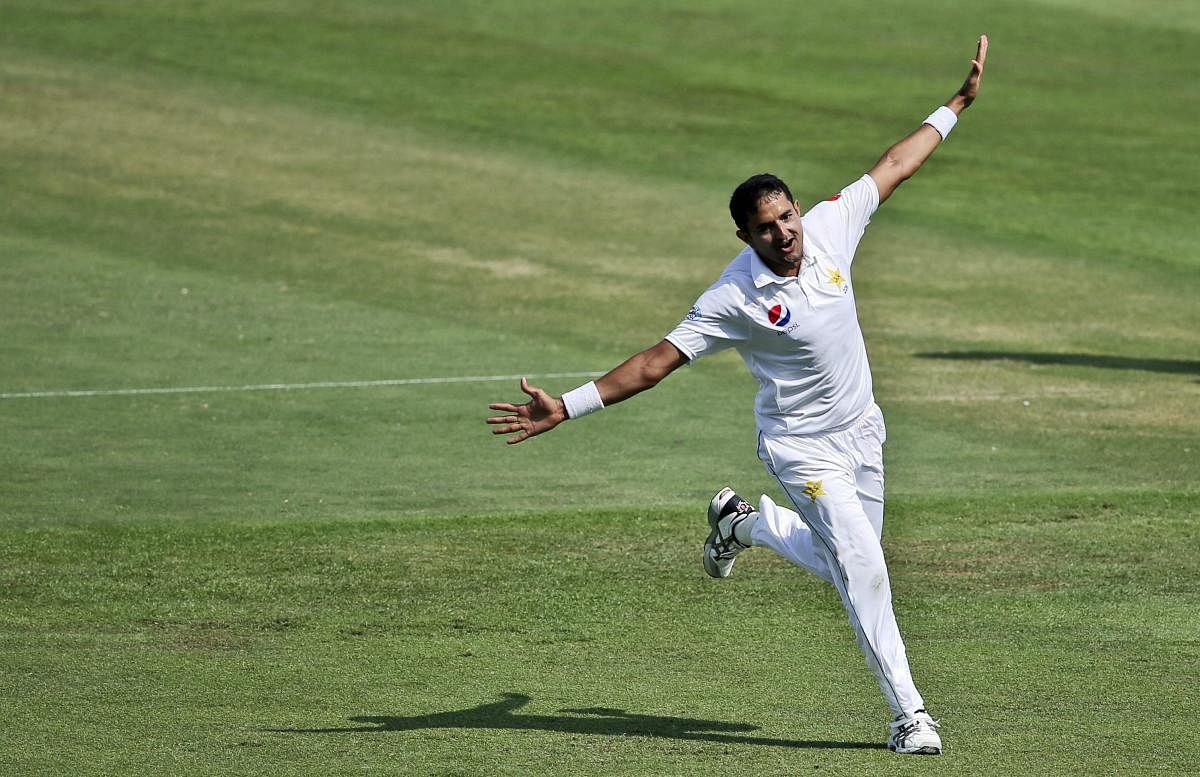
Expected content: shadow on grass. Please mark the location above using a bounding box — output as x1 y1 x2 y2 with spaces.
268 692 885 750
915 350 1200 375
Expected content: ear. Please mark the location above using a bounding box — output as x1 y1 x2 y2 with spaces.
735 229 750 245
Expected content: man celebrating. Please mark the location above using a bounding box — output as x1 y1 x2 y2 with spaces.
488 36 988 755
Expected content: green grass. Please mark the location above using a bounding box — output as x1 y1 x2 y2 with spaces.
3 497 1197 775
1 1 1198 774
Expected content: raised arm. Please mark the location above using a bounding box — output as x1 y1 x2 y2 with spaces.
867 35 988 204
487 339 688 445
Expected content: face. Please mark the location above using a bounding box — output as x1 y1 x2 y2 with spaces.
737 193 804 276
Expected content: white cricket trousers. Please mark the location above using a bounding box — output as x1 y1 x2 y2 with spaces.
753 403 926 718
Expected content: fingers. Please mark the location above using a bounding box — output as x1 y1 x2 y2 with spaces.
488 402 519 413
959 35 987 102
487 411 535 443
973 35 988 73
491 423 532 444
490 420 527 435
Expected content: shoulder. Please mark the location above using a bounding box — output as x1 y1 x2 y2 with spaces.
802 175 879 225
695 248 754 310
714 248 757 297
717 246 755 283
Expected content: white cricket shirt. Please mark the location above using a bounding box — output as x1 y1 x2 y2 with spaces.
665 174 880 435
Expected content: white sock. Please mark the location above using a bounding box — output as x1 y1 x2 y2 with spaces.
733 512 758 547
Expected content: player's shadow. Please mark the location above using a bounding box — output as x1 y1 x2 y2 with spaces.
267 692 885 750
914 350 1200 376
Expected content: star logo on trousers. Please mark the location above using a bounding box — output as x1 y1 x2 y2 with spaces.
803 480 826 502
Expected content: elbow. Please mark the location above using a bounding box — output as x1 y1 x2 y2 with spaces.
881 149 918 183
639 361 672 387
638 343 685 386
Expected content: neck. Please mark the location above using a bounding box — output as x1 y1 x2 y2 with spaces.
762 255 801 278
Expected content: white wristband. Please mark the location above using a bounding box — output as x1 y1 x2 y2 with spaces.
562 381 604 419
923 106 958 140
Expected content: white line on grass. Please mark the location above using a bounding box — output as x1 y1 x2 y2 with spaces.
0 371 605 400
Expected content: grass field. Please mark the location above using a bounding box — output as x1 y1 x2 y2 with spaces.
1 1 1198 775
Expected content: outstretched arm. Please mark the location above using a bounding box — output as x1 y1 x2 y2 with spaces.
487 339 689 445
868 35 988 204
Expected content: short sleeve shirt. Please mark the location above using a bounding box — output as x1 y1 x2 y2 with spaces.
665 174 880 435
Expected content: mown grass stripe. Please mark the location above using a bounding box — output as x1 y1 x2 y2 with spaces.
0 371 604 400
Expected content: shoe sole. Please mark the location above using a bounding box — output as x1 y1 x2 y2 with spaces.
888 745 941 755
702 535 726 578
702 488 737 579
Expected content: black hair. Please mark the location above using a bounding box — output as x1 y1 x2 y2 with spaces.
728 173 794 231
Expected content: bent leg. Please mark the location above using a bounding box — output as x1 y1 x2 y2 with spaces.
750 494 836 585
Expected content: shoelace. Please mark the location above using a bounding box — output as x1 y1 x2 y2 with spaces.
894 716 941 739
713 515 750 557
711 540 738 559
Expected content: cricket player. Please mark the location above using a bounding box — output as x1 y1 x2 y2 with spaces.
487 35 988 755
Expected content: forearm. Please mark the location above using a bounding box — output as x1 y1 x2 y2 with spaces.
594 347 677 406
890 92 972 168
886 82 976 166
868 36 986 203
592 340 686 407
870 123 944 192
559 340 686 420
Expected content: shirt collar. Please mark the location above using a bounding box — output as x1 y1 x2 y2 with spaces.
751 249 815 288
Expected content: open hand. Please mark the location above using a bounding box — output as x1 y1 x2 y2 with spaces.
957 35 988 107
487 377 567 444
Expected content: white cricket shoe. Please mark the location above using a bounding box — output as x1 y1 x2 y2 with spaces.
702 487 754 579
888 711 942 755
